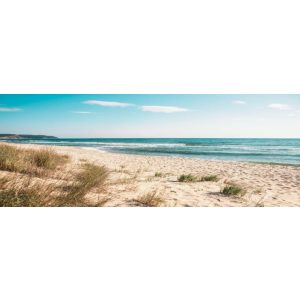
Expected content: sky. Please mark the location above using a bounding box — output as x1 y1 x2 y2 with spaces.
0 94 300 138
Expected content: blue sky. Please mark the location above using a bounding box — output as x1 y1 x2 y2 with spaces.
0 94 299 138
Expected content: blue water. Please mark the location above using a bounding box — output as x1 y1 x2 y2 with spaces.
5 138 300 165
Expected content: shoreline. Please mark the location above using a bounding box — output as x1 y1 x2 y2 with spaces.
1 142 299 206
2 141 300 167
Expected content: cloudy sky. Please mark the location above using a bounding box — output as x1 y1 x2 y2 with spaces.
0 94 299 138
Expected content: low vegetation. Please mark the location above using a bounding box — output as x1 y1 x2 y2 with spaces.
221 184 246 197
0 164 110 207
0 144 110 206
178 174 198 182
29 148 68 170
134 191 164 207
0 176 56 207
200 175 219 182
255 200 265 207
0 144 68 175
155 172 163 177
0 144 25 172
58 163 109 206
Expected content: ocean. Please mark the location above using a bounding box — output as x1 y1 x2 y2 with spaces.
5 138 300 165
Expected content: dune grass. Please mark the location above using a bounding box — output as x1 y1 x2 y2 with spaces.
0 144 25 172
0 176 56 207
57 163 109 206
200 175 219 182
134 191 164 207
0 144 68 175
0 187 45 207
155 172 163 177
255 200 265 207
178 174 199 182
29 148 68 170
221 184 246 196
0 159 109 207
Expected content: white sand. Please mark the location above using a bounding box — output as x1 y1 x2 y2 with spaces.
2 143 300 206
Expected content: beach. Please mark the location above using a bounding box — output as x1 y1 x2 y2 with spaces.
1 142 299 207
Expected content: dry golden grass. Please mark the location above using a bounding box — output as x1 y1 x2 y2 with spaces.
0 144 25 172
28 148 69 170
133 191 164 207
0 144 68 176
0 175 56 207
56 163 109 206
0 157 109 207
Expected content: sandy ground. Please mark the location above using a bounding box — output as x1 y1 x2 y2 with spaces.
1 143 300 207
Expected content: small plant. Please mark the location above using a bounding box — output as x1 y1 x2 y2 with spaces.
255 200 265 207
178 174 198 182
222 184 245 196
155 172 163 177
134 191 164 207
201 175 219 182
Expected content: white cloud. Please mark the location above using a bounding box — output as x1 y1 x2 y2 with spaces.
0 107 22 112
84 100 133 107
233 100 246 105
288 113 296 117
268 103 292 110
72 111 92 114
141 106 189 113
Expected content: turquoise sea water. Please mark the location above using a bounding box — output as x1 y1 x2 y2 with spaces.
6 138 300 165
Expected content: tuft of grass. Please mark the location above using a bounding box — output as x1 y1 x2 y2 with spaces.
0 144 25 172
178 174 198 182
255 200 265 207
29 148 68 170
58 163 109 206
155 172 163 177
222 184 246 196
134 191 164 207
200 175 219 182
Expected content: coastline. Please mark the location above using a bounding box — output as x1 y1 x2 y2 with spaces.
1 142 300 206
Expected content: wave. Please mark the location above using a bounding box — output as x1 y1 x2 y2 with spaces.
113 147 300 157
6 138 300 164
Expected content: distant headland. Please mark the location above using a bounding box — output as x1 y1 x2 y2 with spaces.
0 134 58 139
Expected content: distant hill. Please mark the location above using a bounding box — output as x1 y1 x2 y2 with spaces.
0 134 58 139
